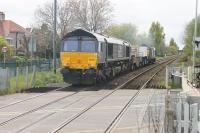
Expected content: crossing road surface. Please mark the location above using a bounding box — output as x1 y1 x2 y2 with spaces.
0 89 167 133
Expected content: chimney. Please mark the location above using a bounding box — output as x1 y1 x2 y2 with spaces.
0 12 5 21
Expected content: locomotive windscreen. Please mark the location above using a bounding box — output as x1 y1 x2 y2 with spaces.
63 40 78 52
81 41 96 52
62 37 97 52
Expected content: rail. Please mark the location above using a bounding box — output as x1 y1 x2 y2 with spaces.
104 57 176 133
49 57 176 133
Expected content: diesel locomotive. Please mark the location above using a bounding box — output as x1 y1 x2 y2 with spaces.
60 29 155 85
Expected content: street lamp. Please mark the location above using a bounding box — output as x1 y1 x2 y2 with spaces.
53 0 57 74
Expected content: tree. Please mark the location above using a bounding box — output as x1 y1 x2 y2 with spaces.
35 1 74 38
149 22 166 56
35 0 113 37
58 1 74 38
71 0 113 32
0 36 14 60
167 38 179 55
18 34 30 56
35 2 53 30
182 16 200 64
105 23 137 44
33 24 53 58
136 33 154 46
0 36 7 46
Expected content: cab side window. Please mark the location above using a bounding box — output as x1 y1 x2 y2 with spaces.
101 43 104 52
98 42 104 53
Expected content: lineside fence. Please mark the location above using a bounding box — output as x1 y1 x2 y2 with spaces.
166 66 200 89
0 59 61 94
165 94 199 133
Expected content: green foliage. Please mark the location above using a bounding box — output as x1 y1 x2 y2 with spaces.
169 81 182 89
12 56 27 63
149 22 166 56
166 38 179 55
0 71 63 95
182 16 200 65
0 36 7 60
34 71 63 87
0 72 33 95
105 23 137 44
0 36 15 61
7 45 14 58
0 36 7 46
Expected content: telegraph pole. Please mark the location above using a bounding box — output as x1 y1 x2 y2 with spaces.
193 0 198 82
53 0 57 74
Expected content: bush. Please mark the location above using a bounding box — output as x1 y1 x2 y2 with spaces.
34 71 63 87
11 56 27 62
0 71 63 96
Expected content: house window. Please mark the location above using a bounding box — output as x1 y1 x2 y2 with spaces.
6 38 13 46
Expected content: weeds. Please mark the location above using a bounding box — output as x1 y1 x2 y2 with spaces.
0 71 63 95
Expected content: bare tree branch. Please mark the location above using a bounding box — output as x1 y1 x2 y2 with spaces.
72 0 113 32
34 1 74 38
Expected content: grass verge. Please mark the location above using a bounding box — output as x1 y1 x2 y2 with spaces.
0 71 63 95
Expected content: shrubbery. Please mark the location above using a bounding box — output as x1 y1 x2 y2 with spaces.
34 71 63 87
0 71 63 95
0 36 14 60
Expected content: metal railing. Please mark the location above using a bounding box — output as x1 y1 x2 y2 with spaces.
0 59 61 92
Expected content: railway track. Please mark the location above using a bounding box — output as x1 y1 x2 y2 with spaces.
0 86 70 110
103 57 176 133
49 57 176 133
0 63 156 128
0 86 92 127
0 57 175 133
93 56 173 90
0 57 169 111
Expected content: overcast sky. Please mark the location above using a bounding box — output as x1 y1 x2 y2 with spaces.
0 0 197 49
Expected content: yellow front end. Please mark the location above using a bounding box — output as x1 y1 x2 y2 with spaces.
60 52 97 70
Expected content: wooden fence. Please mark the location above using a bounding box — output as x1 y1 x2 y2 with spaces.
165 94 199 133
175 102 198 133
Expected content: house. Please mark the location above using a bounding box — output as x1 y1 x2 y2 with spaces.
0 12 32 55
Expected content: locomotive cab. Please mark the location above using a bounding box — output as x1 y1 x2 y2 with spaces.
61 36 98 69
60 30 99 84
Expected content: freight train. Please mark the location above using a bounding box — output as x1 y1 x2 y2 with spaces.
60 29 156 85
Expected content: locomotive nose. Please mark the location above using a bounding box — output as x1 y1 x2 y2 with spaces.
60 52 97 85
61 52 97 69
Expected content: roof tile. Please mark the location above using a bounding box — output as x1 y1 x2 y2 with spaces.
0 20 26 36
3 20 26 33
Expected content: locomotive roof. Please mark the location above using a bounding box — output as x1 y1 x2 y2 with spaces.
63 29 130 46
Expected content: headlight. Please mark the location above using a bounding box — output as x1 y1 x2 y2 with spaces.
88 64 95 67
65 63 70 66
88 58 96 68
